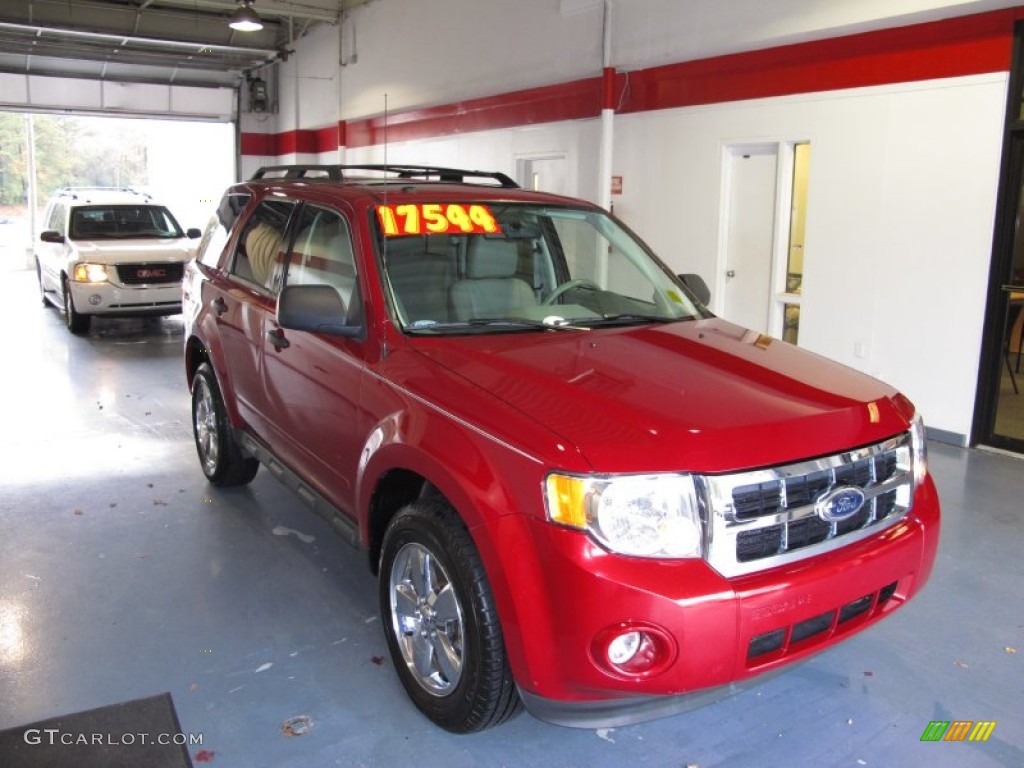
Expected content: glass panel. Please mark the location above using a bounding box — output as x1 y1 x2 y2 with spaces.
992 165 1024 440
783 303 801 345
786 143 810 296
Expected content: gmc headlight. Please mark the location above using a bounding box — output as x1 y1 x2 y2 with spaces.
909 412 928 485
72 263 109 283
544 473 703 558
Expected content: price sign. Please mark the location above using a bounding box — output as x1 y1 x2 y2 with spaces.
377 203 502 236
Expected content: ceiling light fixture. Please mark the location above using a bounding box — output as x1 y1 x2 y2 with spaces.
229 0 264 32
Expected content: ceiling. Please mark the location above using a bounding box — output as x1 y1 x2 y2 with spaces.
0 0 371 89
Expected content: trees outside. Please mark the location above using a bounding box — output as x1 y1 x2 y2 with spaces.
0 113 149 206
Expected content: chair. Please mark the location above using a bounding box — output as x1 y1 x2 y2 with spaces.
385 237 454 323
449 238 534 320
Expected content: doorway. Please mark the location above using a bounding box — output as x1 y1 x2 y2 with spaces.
976 135 1024 452
719 142 809 341
974 21 1024 453
516 154 570 195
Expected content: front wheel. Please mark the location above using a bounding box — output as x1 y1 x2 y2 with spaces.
62 276 91 334
191 362 259 486
379 499 521 733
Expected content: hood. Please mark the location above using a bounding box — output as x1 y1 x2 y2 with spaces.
411 318 912 474
72 238 195 264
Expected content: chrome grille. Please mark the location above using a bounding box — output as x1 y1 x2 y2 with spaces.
702 433 915 577
116 262 185 285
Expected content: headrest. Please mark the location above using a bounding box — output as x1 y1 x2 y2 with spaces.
466 238 519 279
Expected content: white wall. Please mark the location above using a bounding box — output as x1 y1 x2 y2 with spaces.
332 0 1021 121
612 74 1006 438
344 119 602 204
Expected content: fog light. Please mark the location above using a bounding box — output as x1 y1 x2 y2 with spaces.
608 631 642 665
593 624 676 678
88 294 102 306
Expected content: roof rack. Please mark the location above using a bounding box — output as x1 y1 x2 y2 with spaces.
53 186 152 201
250 164 519 188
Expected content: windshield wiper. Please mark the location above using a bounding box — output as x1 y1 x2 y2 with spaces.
576 313 683 327
406 317 585 334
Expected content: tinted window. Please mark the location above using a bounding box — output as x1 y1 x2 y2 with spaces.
197 193 251 269
70 205 183 239
285 205 363 325
229 199 295 294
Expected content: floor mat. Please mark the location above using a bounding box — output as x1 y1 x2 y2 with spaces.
0 692 193 768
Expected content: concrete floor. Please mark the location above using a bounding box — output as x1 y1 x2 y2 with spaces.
1 268 1022 768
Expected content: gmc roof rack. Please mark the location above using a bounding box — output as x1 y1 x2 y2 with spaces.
250 164 520 188
52 186 152 201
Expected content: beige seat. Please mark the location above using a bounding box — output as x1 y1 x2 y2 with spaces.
449 238 534 320
246 222 284 287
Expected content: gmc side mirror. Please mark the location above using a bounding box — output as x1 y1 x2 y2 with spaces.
277 284 363 338
679 273 711 306
186 228 203 239
40 230 65 244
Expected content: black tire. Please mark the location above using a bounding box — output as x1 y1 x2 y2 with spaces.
190 362 259 486
379 499 522 733
62 276 91 334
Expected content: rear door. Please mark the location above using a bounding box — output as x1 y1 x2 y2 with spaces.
213 198 296 438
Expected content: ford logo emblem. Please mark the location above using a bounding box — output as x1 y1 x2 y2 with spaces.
815 486 866 523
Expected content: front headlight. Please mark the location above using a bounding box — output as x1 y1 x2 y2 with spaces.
544 473 703 558
909 412 928 485
72 263 109 283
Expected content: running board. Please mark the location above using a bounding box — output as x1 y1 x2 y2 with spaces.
236 430 361 550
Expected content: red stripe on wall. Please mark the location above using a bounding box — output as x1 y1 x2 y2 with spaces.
622 10 1016 114
241 8 1019 156
344 76 603 147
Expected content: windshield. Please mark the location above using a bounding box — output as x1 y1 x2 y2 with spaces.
70 205 184 240
376 203 703 333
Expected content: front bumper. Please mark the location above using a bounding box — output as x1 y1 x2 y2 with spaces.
68 279 182 317
483 475 940 727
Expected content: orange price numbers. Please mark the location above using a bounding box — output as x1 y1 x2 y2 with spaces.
377 203 502 236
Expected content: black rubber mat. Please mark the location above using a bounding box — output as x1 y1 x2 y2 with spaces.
0 693 193 768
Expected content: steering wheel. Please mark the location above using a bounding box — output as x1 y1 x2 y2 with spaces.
543 279 600 305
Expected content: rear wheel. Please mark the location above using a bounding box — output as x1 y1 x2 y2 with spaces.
62 276 90 334
379 499 521 733
191 362 259 486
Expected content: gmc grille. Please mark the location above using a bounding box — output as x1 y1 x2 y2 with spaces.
116 262 185 285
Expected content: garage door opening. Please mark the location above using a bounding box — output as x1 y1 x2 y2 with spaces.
1 112 235 271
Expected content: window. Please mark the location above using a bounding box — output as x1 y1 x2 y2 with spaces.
198 193 251 269
229 199 295 293
284 205 363 325
70 205 183 239
777 142 810 344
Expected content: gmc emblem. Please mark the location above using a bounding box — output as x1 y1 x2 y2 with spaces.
137 268 167 278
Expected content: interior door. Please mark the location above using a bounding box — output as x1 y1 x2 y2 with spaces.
721 145 778 332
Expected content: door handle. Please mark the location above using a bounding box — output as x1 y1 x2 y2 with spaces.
267 327 290 349
212 297 228 316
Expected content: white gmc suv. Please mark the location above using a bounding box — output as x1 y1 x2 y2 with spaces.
35 188 201 334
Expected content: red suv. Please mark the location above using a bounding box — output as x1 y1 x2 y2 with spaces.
183 165 939 732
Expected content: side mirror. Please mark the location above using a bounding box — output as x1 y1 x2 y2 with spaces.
186 228 203 239
40 230 65 244
679 273 711 306
277 284 363 338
